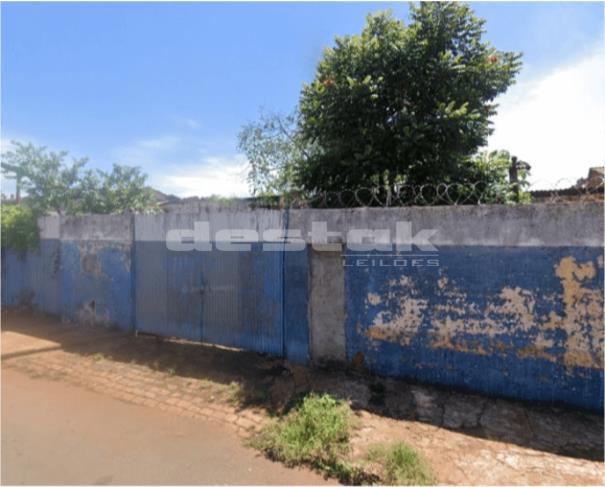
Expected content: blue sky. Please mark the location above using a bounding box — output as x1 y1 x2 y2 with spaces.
2 1 604 196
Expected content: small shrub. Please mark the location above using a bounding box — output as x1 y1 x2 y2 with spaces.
367 442 435 485
251 393 355 470
1 204 39 251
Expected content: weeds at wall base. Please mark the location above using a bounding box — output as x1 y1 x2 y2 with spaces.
248 392 435 485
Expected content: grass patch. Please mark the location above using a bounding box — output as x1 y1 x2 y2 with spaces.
250 393 369 483
90 352 105 362
227 381 244 405
367 442 435 485
250 392 432 485
196 379 211 389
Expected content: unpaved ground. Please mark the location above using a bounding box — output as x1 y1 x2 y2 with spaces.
2 309 604 485
1 368 332 485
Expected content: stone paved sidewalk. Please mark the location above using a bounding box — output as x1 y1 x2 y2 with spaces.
2 309 604 485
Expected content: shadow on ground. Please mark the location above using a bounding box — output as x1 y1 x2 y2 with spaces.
2 308 603 462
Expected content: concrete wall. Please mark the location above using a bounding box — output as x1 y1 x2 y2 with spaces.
289 203 604 410
2 202 603 410
60 215 134 331
309 249 346 363
1 215 136 331
1 238 61 314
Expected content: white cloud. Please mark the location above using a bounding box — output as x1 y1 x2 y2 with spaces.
155 155 250 198
488 46 605 188
183 118 202 130
1 137 14 151
170 116 202 130
137 135 180 151
114 135 250 198
114 135 183 165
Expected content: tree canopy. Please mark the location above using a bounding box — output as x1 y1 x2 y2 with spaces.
299 3 521 191
0 204 40 251
1 141 157 216
237 111 307 197
239 3 523 200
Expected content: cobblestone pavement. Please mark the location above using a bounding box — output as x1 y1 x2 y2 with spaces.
2 309 604 485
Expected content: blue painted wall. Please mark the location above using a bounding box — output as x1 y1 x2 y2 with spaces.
284 246 311 363
345 246 604 411
60 241 134 331
3 210 602 412
1 239 132 331
198 244 284 354
133 240 310 359
2 249 32 307
1 239 61 314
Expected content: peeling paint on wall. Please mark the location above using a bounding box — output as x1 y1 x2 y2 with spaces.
61 241 134 331
554 256 603 368
346 246 604 411
362 255 603 371
365 277 427 346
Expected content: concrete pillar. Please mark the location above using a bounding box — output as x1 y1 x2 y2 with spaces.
309 249 346 364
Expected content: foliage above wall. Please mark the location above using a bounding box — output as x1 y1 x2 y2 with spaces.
1 141 159 250
239 3 525 203
1 141 158 216
1 204 40 251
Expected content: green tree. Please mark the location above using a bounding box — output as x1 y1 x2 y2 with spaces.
297 3 522 192
1 204 40 251
1 142 88 215
0 144 33 204
458 150 531 204
237 111 309 198
79 164 157 214
1 141 158 215
390 150 530 205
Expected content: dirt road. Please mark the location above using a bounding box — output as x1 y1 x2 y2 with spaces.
1 368 330 485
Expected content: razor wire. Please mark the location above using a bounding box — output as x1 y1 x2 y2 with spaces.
250 177 604 209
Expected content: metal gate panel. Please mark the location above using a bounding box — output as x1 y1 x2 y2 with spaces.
166 250 203 341
134 214 285 355
133 240 168 335
135 244 204 341
200 250 240 334
200 244 283 355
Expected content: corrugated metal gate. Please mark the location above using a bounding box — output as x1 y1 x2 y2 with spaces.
134 217 284 356
200 247 283 354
